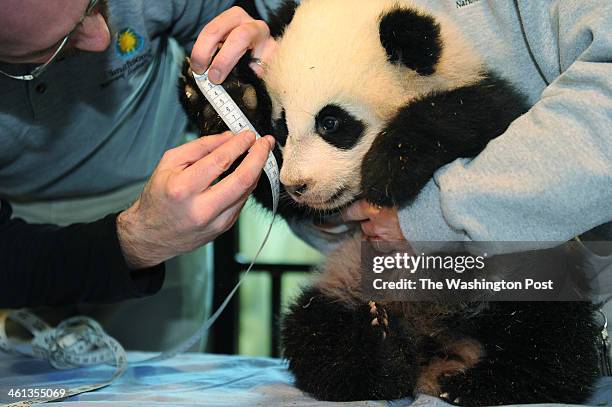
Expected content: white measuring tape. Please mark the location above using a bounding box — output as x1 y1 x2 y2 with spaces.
0 311 127 406
0 69 281 407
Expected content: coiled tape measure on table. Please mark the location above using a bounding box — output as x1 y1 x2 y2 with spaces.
0 69 280 407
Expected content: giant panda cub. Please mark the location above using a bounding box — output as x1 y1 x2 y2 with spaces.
179 0 600 405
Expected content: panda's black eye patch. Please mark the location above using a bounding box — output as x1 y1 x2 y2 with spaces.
315 104 365 150
272 109 288 146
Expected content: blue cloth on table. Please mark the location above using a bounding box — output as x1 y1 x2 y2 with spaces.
0 352 610 406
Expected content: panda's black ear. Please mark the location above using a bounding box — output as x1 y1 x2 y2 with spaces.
268 1 299 38
379 7 442 75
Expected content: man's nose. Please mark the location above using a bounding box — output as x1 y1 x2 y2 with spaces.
71 14 111 53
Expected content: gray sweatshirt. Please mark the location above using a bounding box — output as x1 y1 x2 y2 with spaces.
398 0 612 253
0 0 232 204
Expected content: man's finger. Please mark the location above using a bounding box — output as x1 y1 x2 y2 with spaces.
159 132 234 169
342 200 373 222
208 21 270 83
248 37 277 78
176 131 258 193
196 136 273 219
207 194 249 235
190 6 253 74
361 220 378 238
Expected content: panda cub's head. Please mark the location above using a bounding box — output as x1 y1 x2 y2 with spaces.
263 0 485 210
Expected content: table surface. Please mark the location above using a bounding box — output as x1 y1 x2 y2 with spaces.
0 352 610 407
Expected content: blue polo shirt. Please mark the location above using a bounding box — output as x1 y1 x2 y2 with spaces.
0 0 233 203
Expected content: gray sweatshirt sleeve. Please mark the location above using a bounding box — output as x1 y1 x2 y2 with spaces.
398 1 612 254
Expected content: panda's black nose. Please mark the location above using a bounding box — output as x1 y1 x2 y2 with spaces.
286 183 309 197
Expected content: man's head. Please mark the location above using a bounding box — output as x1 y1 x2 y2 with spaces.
0 0 110 66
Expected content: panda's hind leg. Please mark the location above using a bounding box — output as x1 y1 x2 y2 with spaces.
281 286 419 401
436 302 600 406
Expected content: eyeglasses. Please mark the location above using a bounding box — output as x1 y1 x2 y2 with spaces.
0 0 99 81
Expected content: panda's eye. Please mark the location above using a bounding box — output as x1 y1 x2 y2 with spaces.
320 116 340 133
315 104 365 149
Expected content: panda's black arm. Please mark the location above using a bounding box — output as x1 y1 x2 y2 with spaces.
361 74 529 208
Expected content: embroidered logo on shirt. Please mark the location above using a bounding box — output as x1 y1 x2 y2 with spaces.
456 0 482 9
115 28 144 58
101 51 152 88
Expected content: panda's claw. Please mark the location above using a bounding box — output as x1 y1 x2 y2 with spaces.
439 391 463 405
369 301 389 325
367 301 389 340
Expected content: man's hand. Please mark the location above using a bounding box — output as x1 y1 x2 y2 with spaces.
189 6 277 82
117 131 274 269
342 200 405 241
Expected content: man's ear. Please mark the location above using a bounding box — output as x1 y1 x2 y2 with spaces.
378 7 443 75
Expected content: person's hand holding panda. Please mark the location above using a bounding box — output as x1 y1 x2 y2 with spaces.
342 201 405 242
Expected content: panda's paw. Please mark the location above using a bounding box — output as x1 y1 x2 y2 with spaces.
178 57 259 137
179 58 223 135
367 301 389 340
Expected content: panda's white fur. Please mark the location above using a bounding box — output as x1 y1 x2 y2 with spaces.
264 0 485 210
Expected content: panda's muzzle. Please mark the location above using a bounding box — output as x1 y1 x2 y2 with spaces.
285 183 309 197
285 178 355 209
323 187 349 205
